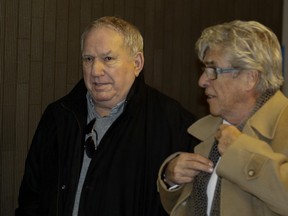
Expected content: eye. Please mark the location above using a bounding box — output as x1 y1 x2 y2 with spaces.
104 56 113 61
82 55 94 63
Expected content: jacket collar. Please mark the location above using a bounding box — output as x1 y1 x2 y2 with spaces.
60 74 146 122
245 91 288 139
188 91 288 141
188 115 221 141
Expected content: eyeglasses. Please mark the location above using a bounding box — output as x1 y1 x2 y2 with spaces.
84 118 98 158
201 67 240 80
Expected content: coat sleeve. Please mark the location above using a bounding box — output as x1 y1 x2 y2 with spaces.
157 152 186 214
15 106 58 216
217 134 288 215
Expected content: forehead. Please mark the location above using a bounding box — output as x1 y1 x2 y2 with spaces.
203 47 231 66
85 27 124 46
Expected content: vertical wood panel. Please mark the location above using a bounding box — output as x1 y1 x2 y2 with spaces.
124 0 135 21
0 1 5 177
103 0 114 15
14 84 29 207
0 0 5 84
55 0 69 63
143 0 155 85
18 0 31 39
179 0 194 109
67 0 81 91
171 1 184 100
80 0 92 33
30 18 44 62
91 0 103 19
114 0 124 17
189 0 208 117
1 0 18 214
29 62 43 143
55 0 69 99
42 0 56 109
4 0 18 84
1 150 15 215
31 0 44 62
55 63 68 99
14 0 32 210
15 40 30 206
28 104 42 143
152 0 164 88
162 0 174 94
30 0 44 144
17 39 31 83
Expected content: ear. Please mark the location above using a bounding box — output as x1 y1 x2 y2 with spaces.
133 52 144 77
245 70 259 91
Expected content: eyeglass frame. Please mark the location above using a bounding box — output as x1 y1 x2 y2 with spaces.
84 118 98 158
201 66 241 80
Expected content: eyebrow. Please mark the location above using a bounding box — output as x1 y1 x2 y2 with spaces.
102 50 112 56
82 50 113 58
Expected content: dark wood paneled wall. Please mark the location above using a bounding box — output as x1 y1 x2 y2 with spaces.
0 0 283 214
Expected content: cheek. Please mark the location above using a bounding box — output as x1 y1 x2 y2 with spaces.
116 64 136 78
214 82 235 105
82 65 90 78
218 85 242 109
83 70 91 85
114 73 134 89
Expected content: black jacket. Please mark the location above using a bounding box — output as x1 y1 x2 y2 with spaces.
15 75 198 216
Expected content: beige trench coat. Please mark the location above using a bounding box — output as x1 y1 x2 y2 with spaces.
158 91 288 216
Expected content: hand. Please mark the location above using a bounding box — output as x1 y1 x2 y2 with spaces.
215 124 242 155
164 153 214 185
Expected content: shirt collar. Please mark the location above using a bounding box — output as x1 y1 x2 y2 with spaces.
86 92 125 119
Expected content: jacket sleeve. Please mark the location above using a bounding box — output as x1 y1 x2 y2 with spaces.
157 152 186 214
15 106 57 216
217 134 288 215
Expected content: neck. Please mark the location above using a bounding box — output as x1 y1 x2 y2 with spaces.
225 90 275 130
95 106 111 117
94 99 126 117
223 94 258 127
224 108 254 127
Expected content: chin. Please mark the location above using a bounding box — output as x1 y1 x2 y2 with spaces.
209 108 221 117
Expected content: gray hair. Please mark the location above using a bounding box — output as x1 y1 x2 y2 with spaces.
196 20 283 93
81 16 144 57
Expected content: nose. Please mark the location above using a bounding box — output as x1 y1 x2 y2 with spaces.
91 59 105 76
198 72 210 88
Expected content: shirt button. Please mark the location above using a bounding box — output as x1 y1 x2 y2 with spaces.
61 185 66 190
248 170 255 177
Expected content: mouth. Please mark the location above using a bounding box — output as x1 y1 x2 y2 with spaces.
92 81 110 86
91 82 110 91
94 82 106 86
206 93 216 100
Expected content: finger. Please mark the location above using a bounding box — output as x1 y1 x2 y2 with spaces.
172 171 200 184
214 129 221 140
183 153 213 166
219 124 230 130
176 154 214 173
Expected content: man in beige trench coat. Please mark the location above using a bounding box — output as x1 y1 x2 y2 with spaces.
158 20 288 216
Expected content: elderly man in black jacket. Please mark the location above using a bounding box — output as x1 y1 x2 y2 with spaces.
15 16 197 216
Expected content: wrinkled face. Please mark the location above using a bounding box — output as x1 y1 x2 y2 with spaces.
82 27 142 109
198 47 251 123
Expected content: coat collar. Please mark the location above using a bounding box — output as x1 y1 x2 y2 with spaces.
59 74 147 125
187 115 222 141
245 91 288 139
188 90 288 143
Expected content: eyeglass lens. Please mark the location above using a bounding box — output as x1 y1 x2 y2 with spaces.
202 68 217 79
